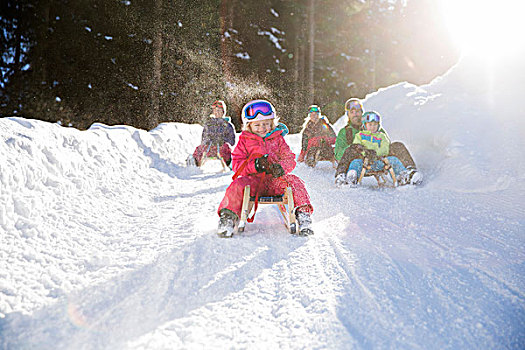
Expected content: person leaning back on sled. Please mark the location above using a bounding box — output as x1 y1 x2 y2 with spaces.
217 99 314 237
336 111 411 186
334 98 422 185
187 100 236 167
297 104 336 167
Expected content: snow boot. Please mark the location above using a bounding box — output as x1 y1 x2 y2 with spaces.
407 167 423 185
186 155 197 167
398 167 423 186
295 210 314 236
335 173 347 187
346 169 358 185
305 153 316 167
217 209 238 238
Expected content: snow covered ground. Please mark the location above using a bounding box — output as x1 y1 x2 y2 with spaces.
1 54 524 349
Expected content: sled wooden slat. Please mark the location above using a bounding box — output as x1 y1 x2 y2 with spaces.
357 157 398 188
201 143 228 171
238 185 296 234
238 185 251 232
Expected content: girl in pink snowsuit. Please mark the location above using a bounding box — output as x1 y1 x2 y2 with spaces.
217 99 314 237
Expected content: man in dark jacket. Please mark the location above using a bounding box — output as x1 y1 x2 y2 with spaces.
334 98 421 185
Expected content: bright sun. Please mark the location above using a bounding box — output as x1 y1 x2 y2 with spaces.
440 0 525 60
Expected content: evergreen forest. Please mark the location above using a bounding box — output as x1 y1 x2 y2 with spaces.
0 0 459 132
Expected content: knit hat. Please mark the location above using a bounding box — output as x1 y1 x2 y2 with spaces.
211 100 227 115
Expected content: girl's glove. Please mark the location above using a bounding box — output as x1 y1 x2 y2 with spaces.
255 155 269 173
269 163 285 178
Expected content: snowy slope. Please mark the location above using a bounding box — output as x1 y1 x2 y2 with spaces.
1 55 524 349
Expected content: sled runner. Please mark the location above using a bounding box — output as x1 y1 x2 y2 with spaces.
238 185 297 234
357 157 398 188
305 147 337 169
200 143 229 171
304 138 337 169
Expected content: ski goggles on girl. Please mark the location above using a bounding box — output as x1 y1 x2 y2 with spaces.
345 100 363 111
362 111 381 123
308 106 320 113
243 100 275 120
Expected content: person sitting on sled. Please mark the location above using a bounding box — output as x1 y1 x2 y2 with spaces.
217 99 314 237
336 111 418 186
297 104 336 167
334 98 422 186
187 100 236 167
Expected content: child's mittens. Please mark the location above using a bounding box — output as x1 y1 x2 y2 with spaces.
255 155 284 177
255 155 270 173
269 163 285 178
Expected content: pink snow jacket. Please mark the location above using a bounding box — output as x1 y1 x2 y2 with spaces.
232 124 295 178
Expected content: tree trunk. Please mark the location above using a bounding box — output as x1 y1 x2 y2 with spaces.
38 0 51 84
220 0 233 85
293 9 304 117
308 0 315 104
149 0 163 129
13 2 23 105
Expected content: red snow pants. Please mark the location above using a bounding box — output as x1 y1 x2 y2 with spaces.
218 174 313 219
193 143 231 166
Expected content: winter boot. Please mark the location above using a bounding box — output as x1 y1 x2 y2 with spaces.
346 169 358 185
335 173 348 187
305 156 316 168
407 167 423 185
398 167 423 186
295 210 314 236
217 209 238 238
186 155 197 167
305 151 316 168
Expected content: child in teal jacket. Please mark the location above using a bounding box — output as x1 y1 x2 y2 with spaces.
342 111 410 186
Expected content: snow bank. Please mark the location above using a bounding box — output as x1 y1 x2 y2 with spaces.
0 119 201 316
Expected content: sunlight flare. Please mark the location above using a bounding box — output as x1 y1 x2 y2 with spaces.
440 0 525 59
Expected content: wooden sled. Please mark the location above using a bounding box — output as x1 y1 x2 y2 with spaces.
357 157 398 188
238 185 297 234
200 143 229 171
305 144 337 169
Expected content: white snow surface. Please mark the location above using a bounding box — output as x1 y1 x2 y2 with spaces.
1 55 524 349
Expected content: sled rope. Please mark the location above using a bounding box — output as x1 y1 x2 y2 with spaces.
232 152 265 222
